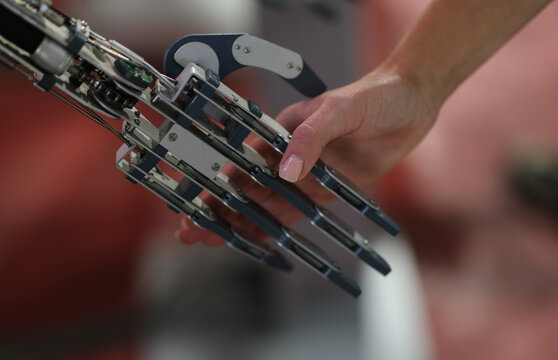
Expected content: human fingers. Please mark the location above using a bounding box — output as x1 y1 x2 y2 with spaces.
278 90 365 182
274 99 317 132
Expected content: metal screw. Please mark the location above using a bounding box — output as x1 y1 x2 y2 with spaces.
211 163 221 171
232 96 239 102
287 62 294 69
243 47 251 54
168 133 178 142
134 118 140 125
363 239 369 245
235 45 241 50
296 66 302 72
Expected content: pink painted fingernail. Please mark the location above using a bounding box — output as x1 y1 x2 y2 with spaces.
279 154 304 182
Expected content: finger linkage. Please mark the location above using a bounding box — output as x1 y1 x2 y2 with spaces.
0 0 398 297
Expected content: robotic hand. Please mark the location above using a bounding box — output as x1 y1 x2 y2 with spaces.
0 0 399 297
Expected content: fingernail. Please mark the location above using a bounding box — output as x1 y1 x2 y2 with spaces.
279 154 304 182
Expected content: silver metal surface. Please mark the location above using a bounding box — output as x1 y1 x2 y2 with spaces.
31 37 72 74
157 63 203 102
185 62 292 140
232 34 303 79
174 42 220 76
158 126 229 180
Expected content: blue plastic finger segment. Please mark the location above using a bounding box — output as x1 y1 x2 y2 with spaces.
355 248 392 276
325 269 362 298
311 160 400 236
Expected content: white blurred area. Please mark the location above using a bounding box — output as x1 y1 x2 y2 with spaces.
67 0 259 52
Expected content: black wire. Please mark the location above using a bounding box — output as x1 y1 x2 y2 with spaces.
49 89 132 146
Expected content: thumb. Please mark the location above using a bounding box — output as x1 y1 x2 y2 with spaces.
278 96 352 182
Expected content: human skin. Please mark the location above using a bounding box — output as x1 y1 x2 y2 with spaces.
176 0 554 246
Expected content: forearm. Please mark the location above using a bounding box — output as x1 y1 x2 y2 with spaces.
382 0 553 103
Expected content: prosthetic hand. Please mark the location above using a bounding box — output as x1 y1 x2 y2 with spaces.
0 0 399 297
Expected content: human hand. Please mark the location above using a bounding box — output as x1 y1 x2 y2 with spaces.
176 65 441 246
277 65 440 186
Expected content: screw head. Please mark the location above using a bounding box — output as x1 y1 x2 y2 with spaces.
134 118 140 125
243 47 251 54
168 133 178 142
235 45 241 50
211 163 221 172
287 62 294 69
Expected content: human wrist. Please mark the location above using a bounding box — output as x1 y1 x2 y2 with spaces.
378 58 446 114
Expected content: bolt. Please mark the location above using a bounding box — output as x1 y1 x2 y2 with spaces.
235 45 241 50
363 239 369 245
232 96 239 102
134 118 140 125
287 62 294 69
243 47 251 54
211 163 221 172
168 133 178 142
296 66 302 72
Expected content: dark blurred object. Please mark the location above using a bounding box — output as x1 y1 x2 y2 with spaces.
511 151 558 219
260 0 361 22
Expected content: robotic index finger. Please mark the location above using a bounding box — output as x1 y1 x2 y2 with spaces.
0 0 397 297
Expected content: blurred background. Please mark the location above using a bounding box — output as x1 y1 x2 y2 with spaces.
1 0 558 359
